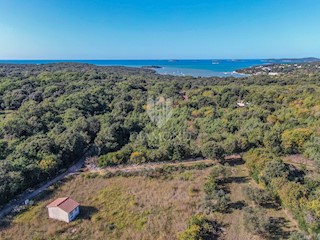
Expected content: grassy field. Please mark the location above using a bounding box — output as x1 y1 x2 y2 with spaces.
0 160 298 240
0 168 211 240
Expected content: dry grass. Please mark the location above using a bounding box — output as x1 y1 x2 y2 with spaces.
0 159 298 240
215 158 298 240
0 169 210 240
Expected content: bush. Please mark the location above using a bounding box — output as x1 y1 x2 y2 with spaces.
210 164 231 181
202 189 230 213
98 145 132 167
178 215 219 240
303 136 320 167
203 175 218 196
203 164 230 195
243 148 274 182
243 186 274 206
129 151 146 164
202 164 231 213
243 207 272 236
260 159 289 186
201 141 225 160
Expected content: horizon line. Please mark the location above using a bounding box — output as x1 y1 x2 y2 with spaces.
0 57 319 61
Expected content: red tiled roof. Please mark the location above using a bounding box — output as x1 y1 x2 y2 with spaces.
46 197 69 207
46 197 79 213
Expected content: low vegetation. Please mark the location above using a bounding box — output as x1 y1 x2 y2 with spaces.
1 158 301 239
244 149 320 236
243 186 274 206
178 215 220 240
0 168 210 239
202 164 231 213
243 206 272 236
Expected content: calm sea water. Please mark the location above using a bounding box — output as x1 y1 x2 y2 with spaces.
0 59 311 77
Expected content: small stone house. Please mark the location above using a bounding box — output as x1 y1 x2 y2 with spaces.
46 197 80 223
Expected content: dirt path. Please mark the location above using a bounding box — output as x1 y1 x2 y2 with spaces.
218 158 298 240
218 158 261 240
90 158 216 173
283 154 316 171
0 147 94 219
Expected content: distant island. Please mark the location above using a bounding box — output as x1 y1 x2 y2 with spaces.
141 65 162 69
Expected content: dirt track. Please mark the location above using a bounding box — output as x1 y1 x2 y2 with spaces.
0 147 93 219
91 158 216 173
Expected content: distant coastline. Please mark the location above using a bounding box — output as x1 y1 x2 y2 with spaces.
0 58 318 78
236 61 320 76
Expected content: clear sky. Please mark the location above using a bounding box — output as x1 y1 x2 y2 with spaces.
0 0 319 59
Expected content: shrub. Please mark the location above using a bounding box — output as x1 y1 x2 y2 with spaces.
201 141 225 160
129 151 146 164
243 186 274 206
303 136 320 167
203 175 217 196
243 148 275 182
202 189 230 213
202 165 231 213
304 199 320 233
203 164 231 195
210 164 231 181
243 207 272 236
260 159 289 186
98 146 131 167
178 215 219 240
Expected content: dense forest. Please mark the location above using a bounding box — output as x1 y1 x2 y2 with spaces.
0 63 319 236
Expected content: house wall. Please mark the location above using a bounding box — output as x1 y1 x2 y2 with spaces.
68 206 80 222
48 207 69 222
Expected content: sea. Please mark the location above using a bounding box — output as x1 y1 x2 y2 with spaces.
0 59 315 77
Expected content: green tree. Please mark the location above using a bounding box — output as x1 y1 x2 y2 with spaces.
201 141 225 160
281 128 313 154
260 159 289 185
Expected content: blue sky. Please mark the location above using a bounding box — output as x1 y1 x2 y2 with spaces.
0 0 319 59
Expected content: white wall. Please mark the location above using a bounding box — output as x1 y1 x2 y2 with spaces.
48 207 69 222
